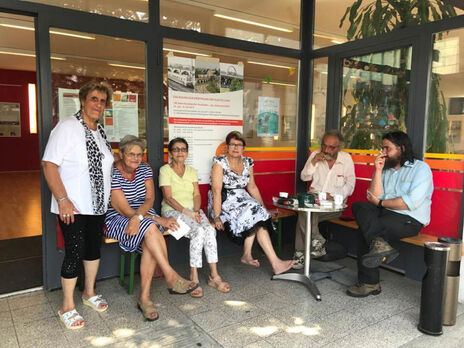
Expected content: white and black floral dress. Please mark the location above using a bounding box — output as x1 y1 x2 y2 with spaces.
208 155 273 244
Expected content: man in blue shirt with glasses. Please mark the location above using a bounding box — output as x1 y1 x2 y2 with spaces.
347 131 433 297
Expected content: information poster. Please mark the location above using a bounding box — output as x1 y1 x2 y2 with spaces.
58 88 80 120
257 96 279 137
168 56 243 183
0 102 21 137
106 92 138 141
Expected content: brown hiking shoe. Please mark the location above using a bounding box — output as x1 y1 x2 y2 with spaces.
361 237 399 268
346 282 381 297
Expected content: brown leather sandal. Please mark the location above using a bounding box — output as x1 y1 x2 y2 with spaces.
137 301 159 321
168 278 199 295
207 275 230 293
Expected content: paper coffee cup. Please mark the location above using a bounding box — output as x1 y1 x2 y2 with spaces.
318 192 327 201
334 194 343 205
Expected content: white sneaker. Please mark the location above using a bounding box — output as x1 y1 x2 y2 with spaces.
292 251 304 270
311 239 327 258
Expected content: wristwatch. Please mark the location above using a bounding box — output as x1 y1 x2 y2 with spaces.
377 200 383 208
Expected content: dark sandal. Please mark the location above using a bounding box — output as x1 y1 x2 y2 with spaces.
207 275 230 293
137 301 159 321
168 278 199 295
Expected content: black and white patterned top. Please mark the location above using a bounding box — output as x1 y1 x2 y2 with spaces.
208 155 271 241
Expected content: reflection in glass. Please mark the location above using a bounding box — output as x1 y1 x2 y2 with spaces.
315 0 463 49
49 29 146 143
428 28 464 154
311 58 328 145
341 47 412 149
160 0 300 50
20 0 148 22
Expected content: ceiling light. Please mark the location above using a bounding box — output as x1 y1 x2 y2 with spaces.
0 49 66 60
108 63 145 70
0 23 95 39
314 32 347 43
264 81 296 87
214 14 292 33
163 48 210 57
248 61 293 69
331 39 344 44
49 30 95 40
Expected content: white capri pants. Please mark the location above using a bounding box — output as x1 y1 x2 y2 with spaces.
163 209 218 268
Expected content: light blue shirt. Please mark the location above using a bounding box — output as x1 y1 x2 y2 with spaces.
380 159 433 226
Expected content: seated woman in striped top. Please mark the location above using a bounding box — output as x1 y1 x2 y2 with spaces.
104 135 198 321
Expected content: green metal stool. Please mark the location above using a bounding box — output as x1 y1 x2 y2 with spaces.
270 208 296 257
119 250 138 294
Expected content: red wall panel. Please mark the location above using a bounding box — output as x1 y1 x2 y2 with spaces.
0 69 39 172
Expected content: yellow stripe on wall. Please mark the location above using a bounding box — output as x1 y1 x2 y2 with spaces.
424 153 464 160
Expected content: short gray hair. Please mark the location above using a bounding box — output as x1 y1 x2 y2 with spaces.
119 135 146 154
322 129 344 147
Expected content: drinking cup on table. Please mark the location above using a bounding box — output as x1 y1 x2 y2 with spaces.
318 192 327 201
297 194 306 207
334 194 343 206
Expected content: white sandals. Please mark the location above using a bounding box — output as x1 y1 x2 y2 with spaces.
58 309 85 330
82 294 108 312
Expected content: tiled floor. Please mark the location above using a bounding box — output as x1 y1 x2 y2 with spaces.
1 252 464 347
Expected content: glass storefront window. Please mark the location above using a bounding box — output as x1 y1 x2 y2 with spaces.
311 57 328 145
341 47 412 149
161 0 300 50
163 39 299 148
315 0 463 49
50 29 146 145
427 28 464 154
21 0 148 22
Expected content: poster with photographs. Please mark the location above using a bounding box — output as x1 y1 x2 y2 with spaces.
194 57 220 93
167 56 195 92
168 56 243 183
257 96 279 137
220 63 244 93
58 88 80 120
0 102 21 137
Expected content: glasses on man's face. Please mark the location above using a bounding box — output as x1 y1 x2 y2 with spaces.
171 147 188 153
125 152 143 159
321 143 338 151
228 143 244 148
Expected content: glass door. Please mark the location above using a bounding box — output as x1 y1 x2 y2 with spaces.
0 13 42 294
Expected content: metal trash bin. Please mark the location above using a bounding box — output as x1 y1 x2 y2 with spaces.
418 242 450 336
438 237 462 326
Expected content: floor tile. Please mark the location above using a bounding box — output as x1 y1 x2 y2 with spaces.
8 291 48 310
0 329 19 348
209 314 286 348
11 301 55 326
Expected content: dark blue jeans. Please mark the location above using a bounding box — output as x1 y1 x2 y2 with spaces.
352 202 423 284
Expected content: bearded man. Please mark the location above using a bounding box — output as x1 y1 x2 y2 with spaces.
347 131 433 297
292 130 355 269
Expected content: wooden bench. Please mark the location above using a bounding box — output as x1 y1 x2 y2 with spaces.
104 232 170 294
328 217 464 254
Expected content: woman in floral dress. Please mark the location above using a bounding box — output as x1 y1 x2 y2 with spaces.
208 131 296 274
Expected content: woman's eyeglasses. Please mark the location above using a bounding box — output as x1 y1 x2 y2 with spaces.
228 143 244 148
125 152 143 159
171 147 188 153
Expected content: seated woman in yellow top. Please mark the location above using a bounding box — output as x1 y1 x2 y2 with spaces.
160 138 230 297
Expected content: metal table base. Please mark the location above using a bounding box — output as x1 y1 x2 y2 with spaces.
270 203 344 301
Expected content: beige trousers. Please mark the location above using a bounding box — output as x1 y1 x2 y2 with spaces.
294 211 341 252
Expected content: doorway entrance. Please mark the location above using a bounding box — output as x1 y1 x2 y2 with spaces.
0 12 42 294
